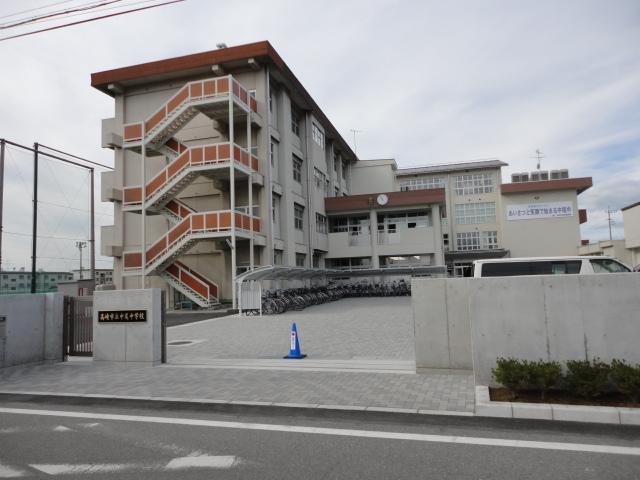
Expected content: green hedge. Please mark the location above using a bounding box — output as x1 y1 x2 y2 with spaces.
491 357 640 401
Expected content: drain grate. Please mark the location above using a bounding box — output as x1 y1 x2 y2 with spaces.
167 340 194 346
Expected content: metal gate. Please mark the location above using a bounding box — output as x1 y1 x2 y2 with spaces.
63 296 93 356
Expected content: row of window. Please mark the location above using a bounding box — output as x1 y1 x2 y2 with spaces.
399 173 494 196
454 202 496 225
456 231 498 251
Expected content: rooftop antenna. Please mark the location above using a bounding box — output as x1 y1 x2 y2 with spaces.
350 129 363 155
534 148 544 170
607 206 615 241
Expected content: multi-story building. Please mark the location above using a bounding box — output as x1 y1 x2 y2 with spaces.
350 159 592 276
0 269 73 295
622 201 640 268
93 41 357 307
71 268 114 285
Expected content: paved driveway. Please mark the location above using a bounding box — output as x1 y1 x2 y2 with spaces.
167 297 414 363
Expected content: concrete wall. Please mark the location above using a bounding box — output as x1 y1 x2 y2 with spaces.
412 274 640 385
351 160 396 194
0 293 64 368
93 288 162 364
412 278 472 372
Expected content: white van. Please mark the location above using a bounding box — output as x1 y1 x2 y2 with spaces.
473 256 631 278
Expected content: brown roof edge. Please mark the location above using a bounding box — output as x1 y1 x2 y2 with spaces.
621 200 640 211
325 188 446 213
90 41 357 161
500 177 593 195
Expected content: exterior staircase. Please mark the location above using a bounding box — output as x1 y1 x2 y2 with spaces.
120 74 260 309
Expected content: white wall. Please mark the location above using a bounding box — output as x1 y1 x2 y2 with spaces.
0 293 64 368
412 274 640 385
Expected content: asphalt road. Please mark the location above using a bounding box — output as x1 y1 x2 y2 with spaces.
0 399 638 479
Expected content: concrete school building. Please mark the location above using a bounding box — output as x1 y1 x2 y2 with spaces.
347 159 592 277
621 201 640 268
0 269 73 295
94 40 593 307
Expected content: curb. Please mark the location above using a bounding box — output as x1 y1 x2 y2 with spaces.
475 386 640 426
0 390 474 422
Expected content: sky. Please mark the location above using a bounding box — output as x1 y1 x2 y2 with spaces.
0 0 638 272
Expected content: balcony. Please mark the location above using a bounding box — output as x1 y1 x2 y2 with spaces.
100 225 122 257
100 171 122 203
122 75 260 153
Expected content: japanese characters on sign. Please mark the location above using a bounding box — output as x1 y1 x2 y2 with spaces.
98 310 147 323
506 202 574 221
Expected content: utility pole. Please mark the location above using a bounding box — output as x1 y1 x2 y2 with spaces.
75 241 87 279
30 143 39 294
0 139 5 274
607 206 614 241
350 129 363 156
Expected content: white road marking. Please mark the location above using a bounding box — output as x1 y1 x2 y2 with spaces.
31 464 129 475
53 426 71 432
1 407 638 457
165 455 237 470
78 423 101 428
0 463 26 478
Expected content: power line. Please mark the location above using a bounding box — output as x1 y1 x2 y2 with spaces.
0 0 124 30
0 0 76 22
9 0 165 29
0 0 185 42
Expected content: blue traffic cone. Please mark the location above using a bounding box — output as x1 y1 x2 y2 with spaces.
284 323 306 359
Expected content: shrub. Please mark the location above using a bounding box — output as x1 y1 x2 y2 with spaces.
524 360 562 400
610 359 640 403
492 357 528 399
565 359 611 398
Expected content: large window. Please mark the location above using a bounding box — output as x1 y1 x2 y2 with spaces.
312 123 324 148
399 177 444 191
296 253 306 267
291 107 300 136
292 155 303 183
456 231 498 251
455 173 493 195
329 216 369 235
270 139 278 168
294 203 304 230
377 210 430 233
454 202 496 225
314 168 327 191
316 213 328 234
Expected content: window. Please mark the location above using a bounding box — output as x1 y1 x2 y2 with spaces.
272 194 281 223
274 250 283 265
334 154 340 174
342 161 348 181
314 168 327 191
329 216 369 235
269 88 277 120
590 259 630 273
294 203 304 230
456 231 498 251
481 260 583 277
334 187 339 197
292 155 303 183
316 213 327 234
270 139 278 168
454 202 496 224
312 123 324 148
399 177 445 191
455 173 493 195
296 253 306 267
377 211 430 232
291 107 300 136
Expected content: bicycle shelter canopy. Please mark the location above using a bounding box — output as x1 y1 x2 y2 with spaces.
235 265 446 313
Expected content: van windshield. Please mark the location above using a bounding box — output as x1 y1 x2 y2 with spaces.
481 260 581 277
590 259 630 273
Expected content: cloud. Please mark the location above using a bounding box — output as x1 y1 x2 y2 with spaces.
0 0 638 270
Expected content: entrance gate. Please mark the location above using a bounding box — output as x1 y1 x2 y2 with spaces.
63 296 93 356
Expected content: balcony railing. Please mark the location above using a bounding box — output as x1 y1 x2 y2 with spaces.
122 142 259 207
123 209 261 271
123 75 258 143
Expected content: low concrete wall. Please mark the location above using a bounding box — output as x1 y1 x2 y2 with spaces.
412 278 472 372
0 293 64 368
93 288 162 364
412 274 640 384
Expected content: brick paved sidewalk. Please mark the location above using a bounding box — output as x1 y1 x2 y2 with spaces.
0 362 475 413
